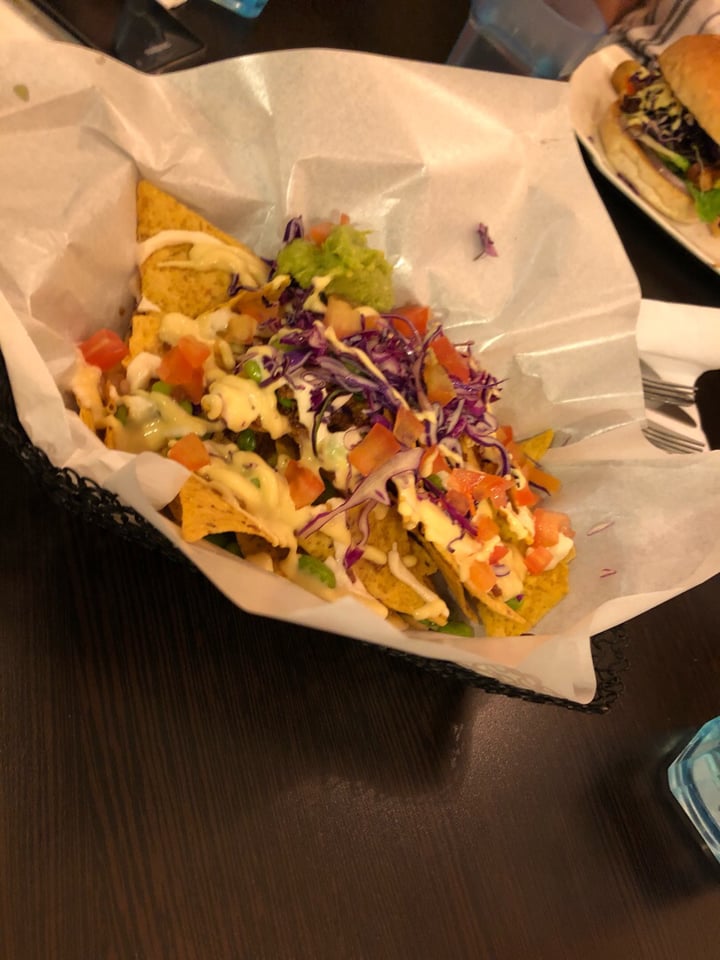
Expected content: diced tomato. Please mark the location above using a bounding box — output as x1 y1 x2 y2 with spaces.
226 313 257 345
475 514 499 542
390 304 430 339
474 473 511 509
79 328 128 371
496 424 514 445
625 78 640 96
533 508 574 548
525 463 562 496
447 468 484 498
324 296 364 339
424 354 456 406
158 336 210 404
234 295 279 325
393 406 425 447
430 335 471 383
524 545 553 575
420 446 450 477
512 483 540 509
447 468 510 509
285 460 325 508
445 489 473 517
176 335 211 368
469 560 497 594
489 543 509 565
167 433 210 471
348 423 402 477
309 220 336 245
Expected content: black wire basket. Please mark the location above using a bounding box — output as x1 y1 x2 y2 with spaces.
0 348 629 713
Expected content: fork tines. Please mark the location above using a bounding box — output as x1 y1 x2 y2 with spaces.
641 376 697 407
643 421 706 455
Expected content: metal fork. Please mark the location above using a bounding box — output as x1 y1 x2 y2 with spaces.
641 375 697 407
643 420 706 454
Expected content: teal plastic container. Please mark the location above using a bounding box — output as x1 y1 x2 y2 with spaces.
668 717 720 863
206 0 270 18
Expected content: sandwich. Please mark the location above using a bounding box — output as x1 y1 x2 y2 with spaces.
598 34 720 234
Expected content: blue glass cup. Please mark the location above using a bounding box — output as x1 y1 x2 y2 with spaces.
668 717 720 864
206 0 270 18
448 0 608 80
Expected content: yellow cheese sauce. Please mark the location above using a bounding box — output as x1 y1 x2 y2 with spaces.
201 451 310 550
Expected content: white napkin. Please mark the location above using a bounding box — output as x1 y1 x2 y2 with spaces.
636 298 720 452
610 0 720 58
637 299 720 372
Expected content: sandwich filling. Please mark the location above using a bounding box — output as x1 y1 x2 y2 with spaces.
618 63 720 225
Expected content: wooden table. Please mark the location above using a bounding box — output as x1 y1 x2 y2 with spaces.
2 2 720 957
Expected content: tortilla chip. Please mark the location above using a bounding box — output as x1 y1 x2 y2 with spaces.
475 592 527 636
297 530 333 561
349 505 447 624
477 560 570 637
173 474 281 546
424 542 475 622
140 251 237 319
519 429 554 463
137 180 247 247
125 312 162 362
78 406 96 433
136 180 269 318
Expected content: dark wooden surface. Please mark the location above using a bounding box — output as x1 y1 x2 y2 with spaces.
3 2 720 958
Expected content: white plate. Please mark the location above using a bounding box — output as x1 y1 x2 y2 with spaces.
569 44 720 276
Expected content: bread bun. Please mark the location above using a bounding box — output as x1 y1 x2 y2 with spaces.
659 35 720 146
598 102 698 223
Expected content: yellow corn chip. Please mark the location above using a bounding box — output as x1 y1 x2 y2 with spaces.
173 475 281 546
125 312 162 362
519 429 554 463
136 180 269 318
477 560 570 637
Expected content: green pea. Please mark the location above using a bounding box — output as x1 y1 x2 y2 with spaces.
151 380 173 395
243 359 263 382
115 404 128 425
179 400 193 415
297 554 336 589
277 395 296 411
507 596 524 612
236 429 256 451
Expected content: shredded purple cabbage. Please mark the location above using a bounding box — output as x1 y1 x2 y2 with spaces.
475 222 498 260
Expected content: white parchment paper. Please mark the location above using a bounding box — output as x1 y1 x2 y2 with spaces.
2 40 719 704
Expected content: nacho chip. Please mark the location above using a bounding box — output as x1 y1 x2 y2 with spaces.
519 429 555 463
350 505 448 625
125 312 162 362
297 529 333 561
173 474 282 546
136 180 269 318
424 542 475 623
477 560 570 637
137 180 248 247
